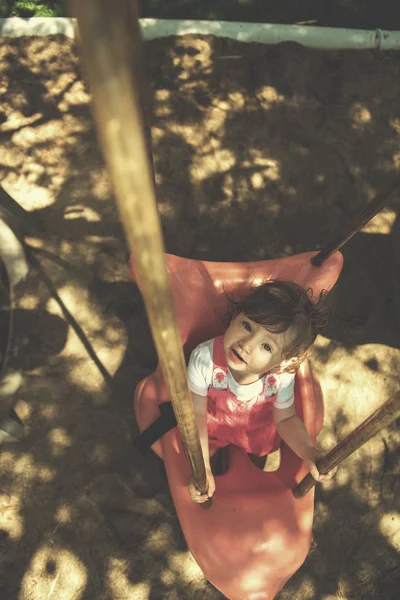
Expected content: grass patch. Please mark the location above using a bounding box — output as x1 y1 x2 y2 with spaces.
0 1 65 18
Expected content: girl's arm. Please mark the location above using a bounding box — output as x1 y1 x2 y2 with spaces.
273 405 334 481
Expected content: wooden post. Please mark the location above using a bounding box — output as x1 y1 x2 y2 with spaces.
69 0 208 495
293 391 400 498
312 177 400 267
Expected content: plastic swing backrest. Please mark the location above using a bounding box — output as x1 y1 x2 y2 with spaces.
142 250 344 357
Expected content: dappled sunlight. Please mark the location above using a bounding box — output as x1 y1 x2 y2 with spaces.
250 155 280 180
40 403 59 420
12 120 65 147
55 238 101 265
145 522 174 551
3 175 55 210
64 204 102 223
191 147 236 183
224 91 246 111
325 577 354 600
250 170 279 190
297 504 315 534
380 513 400 551
389 117 400 134
42 280 127 398
0 35 105 219
106 557 151 599
89 169 112 201
311 338 400 509
0 493 23 540
16 292 41 310
0 450 57 485
0 139 25 168
255 85 285 110
90 443 111 465
313 337 400 387
20 160 46 184
313 501 330 529
392 150 400 172
154 101 173 118
11 453 38 476
46 71 76 101
47 427 73 457
170 37 213 81
64 353 114 397
13 398 31 421
151 125 165 142
46 284 101 327
317 428 338 452
249 526 290 555
205 104 228 133
59 80 91 109
155 88 171 102
350 102 372 128
55 505 73 525
166 121 205 147
0 29 399 600
361 207 397 234
36 465 57 482
0 110 42 132
330 465 350 488
157 199 176 218
314 341 400 421
20 546 88 600
289 575 315 600
169 551 204 584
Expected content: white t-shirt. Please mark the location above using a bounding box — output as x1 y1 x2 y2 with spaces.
187 339 295 408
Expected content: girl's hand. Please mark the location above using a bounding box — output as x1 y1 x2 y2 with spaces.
188 468 215 503
305 447 338 482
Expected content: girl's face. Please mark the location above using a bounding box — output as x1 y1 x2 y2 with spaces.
223 313 292 384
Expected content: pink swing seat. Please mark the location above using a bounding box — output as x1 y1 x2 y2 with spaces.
130 250 343 600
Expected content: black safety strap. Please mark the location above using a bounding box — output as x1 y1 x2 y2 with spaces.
134 401 177 453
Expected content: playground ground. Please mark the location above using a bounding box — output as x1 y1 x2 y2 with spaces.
0 33 399 599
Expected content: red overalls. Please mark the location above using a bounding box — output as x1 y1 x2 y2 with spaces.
207 336 281 457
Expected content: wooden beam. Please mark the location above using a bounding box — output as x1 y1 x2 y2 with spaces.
312 177 400 267
69 0 208 494
293 391 400 498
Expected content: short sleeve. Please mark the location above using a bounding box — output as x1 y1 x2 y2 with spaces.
273 372 295 409
187 340 213 397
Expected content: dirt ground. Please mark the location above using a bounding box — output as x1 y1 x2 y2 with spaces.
0 33 399 600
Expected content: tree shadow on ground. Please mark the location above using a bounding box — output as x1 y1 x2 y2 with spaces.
0 32 399 600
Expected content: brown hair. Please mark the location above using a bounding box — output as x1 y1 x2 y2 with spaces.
231 279 331 372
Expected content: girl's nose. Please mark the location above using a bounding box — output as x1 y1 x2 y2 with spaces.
240 335 255 354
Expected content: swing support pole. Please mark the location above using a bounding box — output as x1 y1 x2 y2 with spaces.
312 177 400 267
293 390 400 498
69 0 208 494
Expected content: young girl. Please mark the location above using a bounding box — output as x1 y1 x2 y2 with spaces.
187 279 336 503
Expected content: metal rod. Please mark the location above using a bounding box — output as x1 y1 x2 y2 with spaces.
69 0 208 494
25 246 113 388
293 391 400 498
0 256 13 382
312 177 400 267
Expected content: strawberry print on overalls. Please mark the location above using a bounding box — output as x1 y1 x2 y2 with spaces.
206 336 281 456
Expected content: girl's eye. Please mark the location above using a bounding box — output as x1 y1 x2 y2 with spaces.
262 343 272 352
242 320 252 332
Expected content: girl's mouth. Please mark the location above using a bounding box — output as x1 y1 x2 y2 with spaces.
229 348 246 364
